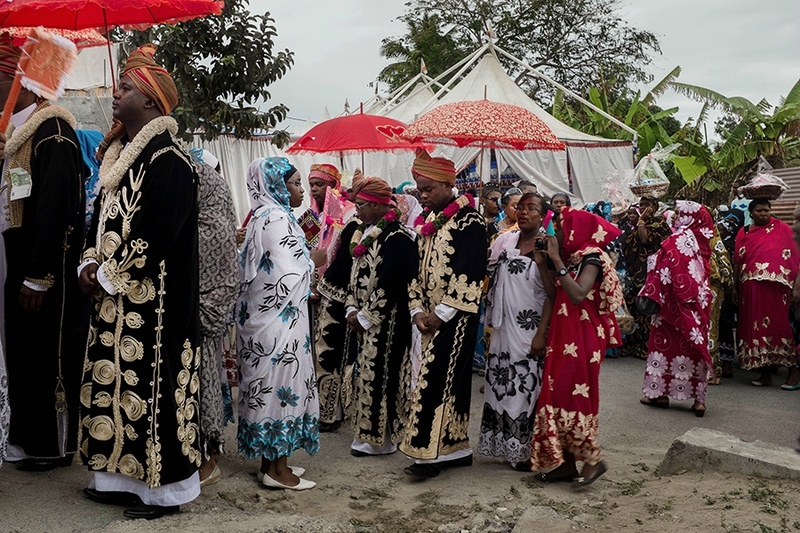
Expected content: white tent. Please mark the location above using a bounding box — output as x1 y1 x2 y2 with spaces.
358 40 635 201
415 51 634 204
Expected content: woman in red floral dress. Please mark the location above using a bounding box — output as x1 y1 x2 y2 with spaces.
639 201 714 416
530 207 623 488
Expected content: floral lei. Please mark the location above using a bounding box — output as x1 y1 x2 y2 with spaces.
414 194 475 237
350 207 402 257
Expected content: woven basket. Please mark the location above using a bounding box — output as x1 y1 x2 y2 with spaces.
738 184 784 200
629 181 669 198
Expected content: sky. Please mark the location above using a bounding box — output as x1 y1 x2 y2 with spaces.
254 0 800 139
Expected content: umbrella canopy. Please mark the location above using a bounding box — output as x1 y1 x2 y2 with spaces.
0 0 224 30
286 112 423 156
402 99 566 151
2 27 107 48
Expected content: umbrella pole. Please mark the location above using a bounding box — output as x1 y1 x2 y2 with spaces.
103 9 116 93
478 144 485 200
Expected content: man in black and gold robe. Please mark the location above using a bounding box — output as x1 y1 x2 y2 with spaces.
400 152 487 478
0 35 87 471
77 45 200 520
344 177 417 456
314 220 357 431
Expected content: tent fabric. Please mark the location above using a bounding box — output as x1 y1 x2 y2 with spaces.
566 143 634 204
65 43 118 90
422 54 627 144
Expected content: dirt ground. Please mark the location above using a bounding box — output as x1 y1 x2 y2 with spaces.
1 360 799 533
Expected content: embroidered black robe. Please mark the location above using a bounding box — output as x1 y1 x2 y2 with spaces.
346 220 418 446
314 220 358 423
78 118 201 487
4 111 87 459
400 204 487 460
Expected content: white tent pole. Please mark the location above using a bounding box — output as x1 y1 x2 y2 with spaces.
417 42 491 114
378 72 422 113
492 44 639 150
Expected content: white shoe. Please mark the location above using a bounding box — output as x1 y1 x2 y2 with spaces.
200 464 221 488
261 473 316 491
256 466 305 484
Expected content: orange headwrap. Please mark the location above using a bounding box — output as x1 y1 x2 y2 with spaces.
308 163 341 188
350 175 394 205
412 149 456 186
0 33 21 77
122 44 178 115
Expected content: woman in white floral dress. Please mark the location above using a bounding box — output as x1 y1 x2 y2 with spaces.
236 157 319 490
478 193 551 470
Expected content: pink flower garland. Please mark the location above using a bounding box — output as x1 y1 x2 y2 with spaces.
415 194 475 237
351 208 402 258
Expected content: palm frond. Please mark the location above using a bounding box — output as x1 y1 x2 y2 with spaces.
643 66 681 107
669 82 730 109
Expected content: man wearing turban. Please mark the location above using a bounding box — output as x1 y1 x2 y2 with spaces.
330 176 418 456
0 33 87 472
400 151 487 478
308 164 356 433
77 44 201 519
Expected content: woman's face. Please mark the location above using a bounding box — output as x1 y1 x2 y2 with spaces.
504 194 521 222
285 171 304 208
751 203 771 226
627 208 639 225
516 196 543 232
551 196 568 212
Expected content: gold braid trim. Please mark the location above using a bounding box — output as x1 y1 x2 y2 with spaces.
98 116 178 192
2 103 77 229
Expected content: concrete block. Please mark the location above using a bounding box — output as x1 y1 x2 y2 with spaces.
660 427 800 480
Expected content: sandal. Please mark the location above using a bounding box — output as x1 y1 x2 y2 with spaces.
571 461 608 490
533 470 579 483
640 397 669 409
691 402 706 418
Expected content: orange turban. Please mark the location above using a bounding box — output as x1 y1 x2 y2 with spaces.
351 175 394 205
412 150 456 186
122 44 178 115
0 33 21 77
308 163 341 188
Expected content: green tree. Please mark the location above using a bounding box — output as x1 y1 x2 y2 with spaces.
672 79 800 172
120 0 294 141
378 14 467 93
382 0 660 102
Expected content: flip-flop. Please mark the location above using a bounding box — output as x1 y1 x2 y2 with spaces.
780 383 800 391
640 397 669 409
571 461 608 490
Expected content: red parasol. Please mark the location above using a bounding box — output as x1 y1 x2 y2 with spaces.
0 0 224 30
286 111 423 156
0 0 224 91
3 27 107 48
402 99 565 151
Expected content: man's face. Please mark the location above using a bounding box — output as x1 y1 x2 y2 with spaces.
112 75 154 124
482 191 501 217
308 177 329 208
414 175 452 211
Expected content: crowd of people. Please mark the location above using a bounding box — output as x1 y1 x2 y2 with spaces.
0 33 799 523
